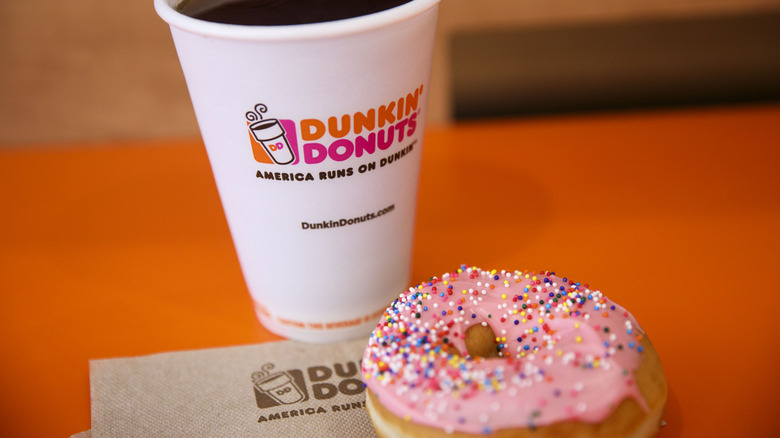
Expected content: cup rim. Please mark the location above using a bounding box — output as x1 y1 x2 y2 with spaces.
154 0 440 41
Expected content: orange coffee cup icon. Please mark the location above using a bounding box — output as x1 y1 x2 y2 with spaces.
249 119 295 165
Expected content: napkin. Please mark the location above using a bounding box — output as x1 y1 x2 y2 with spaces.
76 339 377 437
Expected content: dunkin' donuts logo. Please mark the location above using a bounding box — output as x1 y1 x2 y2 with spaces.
246 105 296 165
251 363 309 407
247 85 423 168
250 360 367 424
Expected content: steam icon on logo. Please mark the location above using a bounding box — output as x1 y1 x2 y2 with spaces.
252 363 308 408
246 103 295 165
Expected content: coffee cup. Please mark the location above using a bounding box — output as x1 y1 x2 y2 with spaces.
154 0 440 342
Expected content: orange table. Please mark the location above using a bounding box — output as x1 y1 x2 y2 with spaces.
1 104 779 437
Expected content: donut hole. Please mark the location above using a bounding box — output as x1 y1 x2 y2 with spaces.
463 324 502 359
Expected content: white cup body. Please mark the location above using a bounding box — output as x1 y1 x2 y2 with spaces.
155 0 440 342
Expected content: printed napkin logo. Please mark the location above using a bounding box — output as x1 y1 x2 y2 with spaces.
250 359 368 425
251 363 308 408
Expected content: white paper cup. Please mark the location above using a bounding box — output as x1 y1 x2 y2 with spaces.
155 0 440 342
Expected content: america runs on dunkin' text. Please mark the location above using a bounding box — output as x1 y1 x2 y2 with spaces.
256 140 416 182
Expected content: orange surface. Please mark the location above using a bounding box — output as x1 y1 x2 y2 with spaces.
1 104 779 437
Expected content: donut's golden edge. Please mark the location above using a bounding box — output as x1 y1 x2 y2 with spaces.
366 336 667 438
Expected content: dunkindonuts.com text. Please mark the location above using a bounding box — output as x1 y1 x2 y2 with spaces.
301 204 395 230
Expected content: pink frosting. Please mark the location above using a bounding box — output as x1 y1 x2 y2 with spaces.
361 266 648 434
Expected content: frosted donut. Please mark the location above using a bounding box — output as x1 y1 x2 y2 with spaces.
361 265 667 437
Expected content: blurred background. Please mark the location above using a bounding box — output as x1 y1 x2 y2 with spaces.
1 0 779 146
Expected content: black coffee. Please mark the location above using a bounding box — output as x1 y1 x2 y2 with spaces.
177 0 414 26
